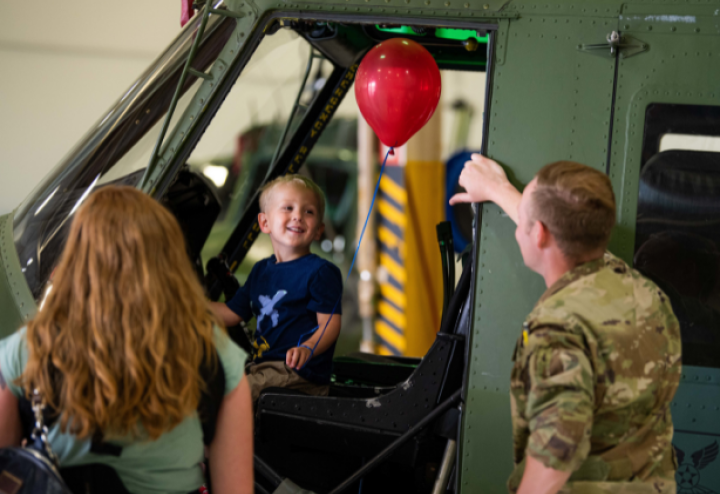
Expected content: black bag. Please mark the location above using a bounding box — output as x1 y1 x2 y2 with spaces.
6 354 226 494
0 390 72 494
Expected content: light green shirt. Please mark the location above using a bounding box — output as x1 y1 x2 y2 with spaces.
0 326 247 494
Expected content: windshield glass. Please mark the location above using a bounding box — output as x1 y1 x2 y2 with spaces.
190 29 335 269
12 10 237 298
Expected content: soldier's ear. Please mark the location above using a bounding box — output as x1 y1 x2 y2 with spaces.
535 220 551 249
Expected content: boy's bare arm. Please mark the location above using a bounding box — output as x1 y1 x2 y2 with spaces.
286 312 342 370
210 301 243 327
305 312 342 356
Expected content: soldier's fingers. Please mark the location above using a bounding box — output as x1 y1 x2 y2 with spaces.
470 153 487 166
470 153 503 173
458 167 480 188
449 192 473 205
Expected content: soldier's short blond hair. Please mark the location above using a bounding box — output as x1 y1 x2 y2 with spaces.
259 174 326 219
531 161 616 260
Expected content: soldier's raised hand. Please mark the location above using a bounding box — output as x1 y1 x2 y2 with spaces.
449 154 511 205
449 154 521 224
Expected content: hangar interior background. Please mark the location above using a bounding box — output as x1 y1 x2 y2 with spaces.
1 1 492 356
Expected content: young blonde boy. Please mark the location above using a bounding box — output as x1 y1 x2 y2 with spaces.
211 175 343 402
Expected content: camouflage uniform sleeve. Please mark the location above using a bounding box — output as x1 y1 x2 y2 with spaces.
523 324 595 473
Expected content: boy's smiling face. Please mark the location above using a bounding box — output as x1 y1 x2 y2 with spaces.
258 183 324 262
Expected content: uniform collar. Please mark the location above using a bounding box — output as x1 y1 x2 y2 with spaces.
536 253 609 305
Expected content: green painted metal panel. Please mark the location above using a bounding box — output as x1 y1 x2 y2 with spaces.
671 366 720 492
0 214 36 339
141 1 259 195
460 12 618 493
461 204 546 492
279 0 519 18
608 3 720 263
607 14 720 491
1 2 718 493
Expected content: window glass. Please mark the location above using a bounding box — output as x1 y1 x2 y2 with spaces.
12 20 320 300
634 103 720 368
191 29 332 275
660 134 720 153
13 15 235 298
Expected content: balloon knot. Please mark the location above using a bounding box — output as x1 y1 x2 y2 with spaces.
389 148 395 156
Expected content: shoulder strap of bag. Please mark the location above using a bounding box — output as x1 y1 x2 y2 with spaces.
198 348 226 446
27 389 60 465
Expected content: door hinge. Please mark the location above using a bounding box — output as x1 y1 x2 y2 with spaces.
578 31 648 59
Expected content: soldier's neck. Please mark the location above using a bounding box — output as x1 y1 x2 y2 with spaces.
542 247 605 288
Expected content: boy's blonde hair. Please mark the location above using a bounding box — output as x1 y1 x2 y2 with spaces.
259 174 326 219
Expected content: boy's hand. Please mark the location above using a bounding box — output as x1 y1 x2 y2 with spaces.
286 346 312 370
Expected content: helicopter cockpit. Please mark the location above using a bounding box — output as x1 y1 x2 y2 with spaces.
11 8 489 298
8 6 494 493
5 1 720 493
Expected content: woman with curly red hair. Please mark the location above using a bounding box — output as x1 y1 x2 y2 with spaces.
0 186 253 493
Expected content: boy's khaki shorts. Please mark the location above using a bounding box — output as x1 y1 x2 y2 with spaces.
245 361 330 402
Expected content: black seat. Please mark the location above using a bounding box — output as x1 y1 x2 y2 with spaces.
254 260 473 493
331 352 420 389
634 149 720 368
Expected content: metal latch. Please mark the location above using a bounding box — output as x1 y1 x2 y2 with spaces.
579 31 648 59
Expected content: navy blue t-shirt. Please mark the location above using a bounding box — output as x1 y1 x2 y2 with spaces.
227 254 343 384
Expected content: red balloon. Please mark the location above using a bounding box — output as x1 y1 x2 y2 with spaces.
355 38 441 148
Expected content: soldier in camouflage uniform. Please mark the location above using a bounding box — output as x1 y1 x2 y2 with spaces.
450 156 682 494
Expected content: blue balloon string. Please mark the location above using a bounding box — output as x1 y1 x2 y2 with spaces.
296 147 393 368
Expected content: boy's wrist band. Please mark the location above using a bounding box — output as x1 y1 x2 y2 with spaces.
299 344 314 358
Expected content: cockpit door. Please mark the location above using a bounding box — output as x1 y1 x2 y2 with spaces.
608 5 720 491
461 12 620 493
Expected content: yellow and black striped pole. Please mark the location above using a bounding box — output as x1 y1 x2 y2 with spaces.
374 109 445 357
375 158 408 355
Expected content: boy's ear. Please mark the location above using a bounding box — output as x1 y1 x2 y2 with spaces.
258 212 271 234
314 222 325 241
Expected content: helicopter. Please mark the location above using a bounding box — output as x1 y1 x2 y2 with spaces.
1 0 719 492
